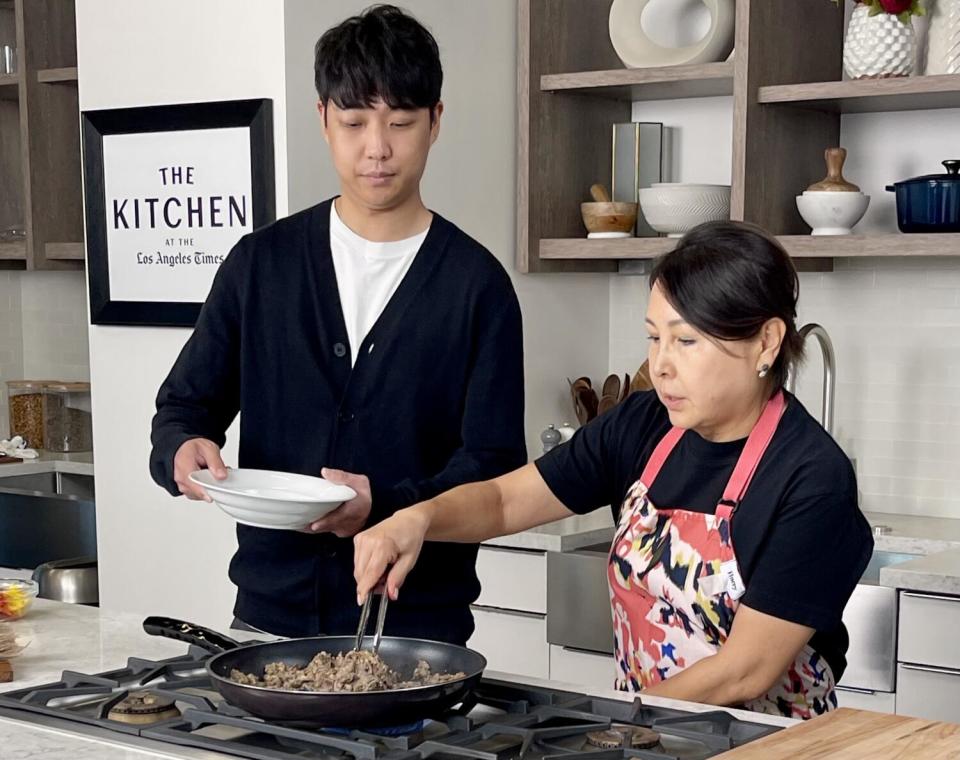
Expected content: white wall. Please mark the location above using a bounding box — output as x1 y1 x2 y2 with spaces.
77 0 289 626
283 0 610 457
0 272 24 439
0 271 88 440
21 272 90 383
609 95 960 519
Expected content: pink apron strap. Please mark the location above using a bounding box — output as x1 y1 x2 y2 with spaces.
716 390 786 521
639 425 685 486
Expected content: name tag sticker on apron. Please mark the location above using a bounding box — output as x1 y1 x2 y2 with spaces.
721 559 746 600
699 572 726 597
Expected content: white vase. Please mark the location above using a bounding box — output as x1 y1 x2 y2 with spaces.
843 3 916 79
925 0 960 75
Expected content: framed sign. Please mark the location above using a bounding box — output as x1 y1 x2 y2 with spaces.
82 99 275 326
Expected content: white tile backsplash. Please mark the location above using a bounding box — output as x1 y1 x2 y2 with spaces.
19 271 90 384
0 271 89 438
0 273 24 439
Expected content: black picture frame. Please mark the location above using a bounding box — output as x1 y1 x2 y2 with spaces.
82 98 275 327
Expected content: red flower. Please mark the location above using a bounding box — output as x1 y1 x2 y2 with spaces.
877 0 913 13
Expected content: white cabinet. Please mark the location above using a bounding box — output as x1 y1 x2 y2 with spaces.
475 546 547 613
896 589 960 721
896 664 960 723
549 645 616 692
470 546 550 680
469 606 549 679
835 687 896 714
898 591 960 671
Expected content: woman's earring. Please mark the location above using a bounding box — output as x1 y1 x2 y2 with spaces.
758 364 770 379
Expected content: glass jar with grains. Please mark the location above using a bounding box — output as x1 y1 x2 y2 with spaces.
7 381 45 449
43 382 92 452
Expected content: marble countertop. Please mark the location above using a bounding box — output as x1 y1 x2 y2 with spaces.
482 509 614 552
859 511 960 596
879 547 960 596
483 509 960 558
481 506 960 595
0 450 94 478
0 599 793 758
864 510 960 555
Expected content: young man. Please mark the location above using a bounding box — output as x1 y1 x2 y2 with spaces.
149 4 526 644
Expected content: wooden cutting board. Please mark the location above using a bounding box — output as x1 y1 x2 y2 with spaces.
0 658 12 683
715 708 960 759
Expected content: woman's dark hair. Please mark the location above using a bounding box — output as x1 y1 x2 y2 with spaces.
314 4 442 115
649 221 805 390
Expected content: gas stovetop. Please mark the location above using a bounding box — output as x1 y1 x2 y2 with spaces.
0 646 781 760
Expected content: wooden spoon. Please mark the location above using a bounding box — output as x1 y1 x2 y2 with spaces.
575 386 599 423
601 374 621 400
630 360 654 393
598 395 619 416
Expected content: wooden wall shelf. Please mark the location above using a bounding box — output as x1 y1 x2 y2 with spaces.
519 2 960 273
779 233 960 257
0 74 18 100
0 242 26 260
518 0 847 273
45 242 84 260
541 234 960 263
758 74 960 114
0 0 84 271
540 237 672 260
541 61 734 101
37 67 77 84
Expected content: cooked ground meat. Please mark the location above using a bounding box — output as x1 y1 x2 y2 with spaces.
230 650 466 692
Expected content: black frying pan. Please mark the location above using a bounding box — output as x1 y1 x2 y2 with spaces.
142 617 486 727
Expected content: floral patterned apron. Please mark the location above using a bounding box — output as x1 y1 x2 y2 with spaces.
608 391 837 719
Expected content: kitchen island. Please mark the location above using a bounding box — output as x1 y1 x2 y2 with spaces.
0 599 793 759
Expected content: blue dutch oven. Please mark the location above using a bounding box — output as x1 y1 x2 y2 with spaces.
886 160 960 233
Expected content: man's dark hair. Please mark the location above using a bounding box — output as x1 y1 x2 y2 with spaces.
314 4 442 115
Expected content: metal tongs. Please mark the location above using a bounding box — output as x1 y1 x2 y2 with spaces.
353 589 389 655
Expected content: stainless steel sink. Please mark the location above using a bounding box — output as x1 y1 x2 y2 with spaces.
859 550 919 585
0 471 94 499
0 471 96 569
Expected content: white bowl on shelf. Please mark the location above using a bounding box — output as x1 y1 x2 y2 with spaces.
189 468 356 530
796 191 870 235
638 183 731 237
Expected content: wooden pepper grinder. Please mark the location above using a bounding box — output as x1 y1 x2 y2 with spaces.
806 147 860 192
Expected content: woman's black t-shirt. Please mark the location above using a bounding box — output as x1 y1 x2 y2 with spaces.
535 390 874 681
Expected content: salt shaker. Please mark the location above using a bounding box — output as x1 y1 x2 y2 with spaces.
540 424 561 454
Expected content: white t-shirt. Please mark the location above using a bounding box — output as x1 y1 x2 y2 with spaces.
329 203 428 366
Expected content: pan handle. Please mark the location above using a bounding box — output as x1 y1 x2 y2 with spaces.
142 616 243 654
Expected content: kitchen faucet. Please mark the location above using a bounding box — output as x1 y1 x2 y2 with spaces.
786 323 835 436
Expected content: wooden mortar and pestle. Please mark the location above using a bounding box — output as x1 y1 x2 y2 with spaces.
581 184 638 238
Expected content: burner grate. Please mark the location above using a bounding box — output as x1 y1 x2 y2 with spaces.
0 652 782 760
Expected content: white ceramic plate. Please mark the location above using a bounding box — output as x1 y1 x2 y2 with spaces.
189 469 357 530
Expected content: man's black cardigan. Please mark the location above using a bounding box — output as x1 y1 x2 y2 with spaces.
150 199 527 642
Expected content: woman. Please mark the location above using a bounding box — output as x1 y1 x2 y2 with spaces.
353 221 873 720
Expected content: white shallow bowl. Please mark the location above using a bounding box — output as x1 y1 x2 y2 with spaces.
638 183 731 237
796 191 870 235
190 469 356 530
